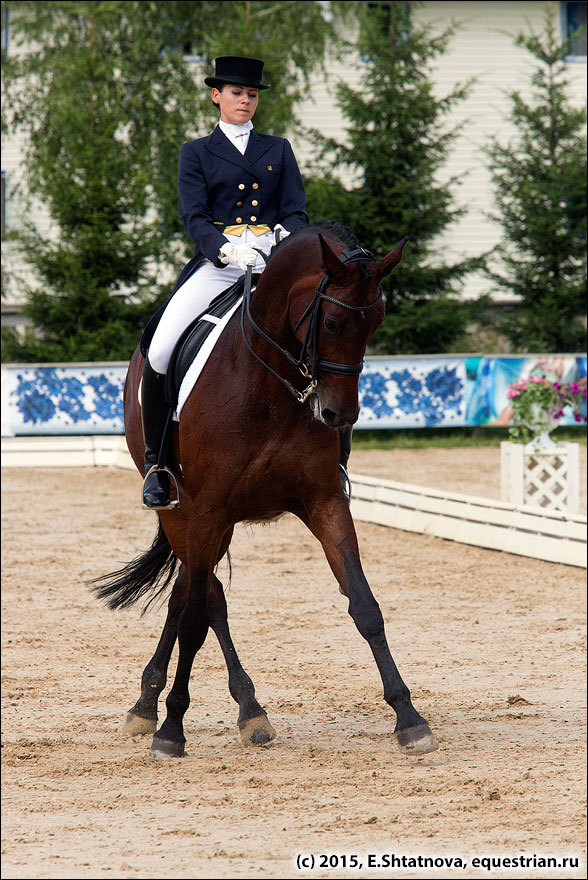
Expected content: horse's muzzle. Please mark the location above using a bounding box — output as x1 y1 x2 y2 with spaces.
311 396 359 428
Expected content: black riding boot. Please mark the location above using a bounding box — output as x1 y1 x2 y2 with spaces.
339 424 353 503
141 361 173 509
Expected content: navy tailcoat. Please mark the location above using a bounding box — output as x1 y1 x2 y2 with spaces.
140 126 308 353
174 126 308 292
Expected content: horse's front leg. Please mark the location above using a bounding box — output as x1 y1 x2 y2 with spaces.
307 499 438 755
123 565 188 736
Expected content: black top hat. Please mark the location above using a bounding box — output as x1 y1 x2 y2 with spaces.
204 56 270 91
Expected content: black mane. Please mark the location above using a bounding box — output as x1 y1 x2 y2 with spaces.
269 220 374 282
292 220 362 248
269 220 365 264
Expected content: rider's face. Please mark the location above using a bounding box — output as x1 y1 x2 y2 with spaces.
213 84 259 125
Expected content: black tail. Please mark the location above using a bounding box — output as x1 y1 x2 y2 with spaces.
91 521 179 613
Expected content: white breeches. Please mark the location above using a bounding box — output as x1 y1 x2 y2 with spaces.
148 228 275 375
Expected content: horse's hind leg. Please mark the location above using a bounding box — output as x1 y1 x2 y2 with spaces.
123 565 188 736
149 517 275 756
207 574 276 746
153 576 276 751
149 571 210 758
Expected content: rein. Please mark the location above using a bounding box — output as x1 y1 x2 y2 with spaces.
240 245 383 404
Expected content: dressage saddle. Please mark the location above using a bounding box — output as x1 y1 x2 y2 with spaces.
162 273 259 409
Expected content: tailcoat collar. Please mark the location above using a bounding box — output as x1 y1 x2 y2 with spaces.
205 126 274 171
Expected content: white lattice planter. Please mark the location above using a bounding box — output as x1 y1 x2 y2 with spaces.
501 441 580 513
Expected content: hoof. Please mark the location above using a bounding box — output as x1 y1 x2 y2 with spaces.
238 714 276 746
149 735 185 758
123 711 157 737
395 723 439 756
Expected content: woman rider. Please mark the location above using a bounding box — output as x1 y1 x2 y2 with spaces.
141 55 351 509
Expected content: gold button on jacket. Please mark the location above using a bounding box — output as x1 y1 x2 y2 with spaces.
175 129 308 276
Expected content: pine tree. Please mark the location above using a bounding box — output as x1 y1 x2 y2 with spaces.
305 1 486 355
1 0 206 361
1 0 334 362
484 2 587 352
195 0 335 136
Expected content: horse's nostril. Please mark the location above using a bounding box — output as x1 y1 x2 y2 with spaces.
322 408 337 426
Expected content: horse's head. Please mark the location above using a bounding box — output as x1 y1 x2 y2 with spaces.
288 231 408 428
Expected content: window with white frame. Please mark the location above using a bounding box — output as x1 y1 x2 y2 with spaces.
561 1 587 58
1 171 7 238
1 5 8 54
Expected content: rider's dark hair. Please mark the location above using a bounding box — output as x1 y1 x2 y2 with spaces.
212 83 226 109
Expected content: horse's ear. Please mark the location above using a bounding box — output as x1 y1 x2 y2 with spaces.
373 237 409 282
318 234 348 284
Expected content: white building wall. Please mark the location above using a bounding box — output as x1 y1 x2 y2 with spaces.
2 20 54 318
2 1 586 318
415 0 586 300
292 0 587 302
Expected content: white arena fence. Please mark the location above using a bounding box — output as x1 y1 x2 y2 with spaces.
2 435 585 569
2 357 585 568
350 472 586 570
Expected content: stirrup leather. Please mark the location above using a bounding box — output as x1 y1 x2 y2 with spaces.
142 465 181 511
339 463 352 503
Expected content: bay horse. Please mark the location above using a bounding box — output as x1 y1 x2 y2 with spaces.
94 221 438 758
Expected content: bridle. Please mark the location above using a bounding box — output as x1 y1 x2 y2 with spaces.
240 246 384 404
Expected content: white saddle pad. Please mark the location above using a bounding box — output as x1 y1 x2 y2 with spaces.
174 296 244 420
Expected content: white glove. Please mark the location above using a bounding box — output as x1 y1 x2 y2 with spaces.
218 242 259 271
273 224 291 244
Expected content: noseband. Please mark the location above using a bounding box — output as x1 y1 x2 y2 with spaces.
241 246 383 404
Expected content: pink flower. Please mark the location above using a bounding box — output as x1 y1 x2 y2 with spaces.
574 413 582 422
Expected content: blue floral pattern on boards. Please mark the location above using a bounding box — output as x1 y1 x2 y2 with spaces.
2 356 584 436
6 366 126 435
357 360 466 428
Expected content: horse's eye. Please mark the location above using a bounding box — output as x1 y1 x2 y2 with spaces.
324 317 338 333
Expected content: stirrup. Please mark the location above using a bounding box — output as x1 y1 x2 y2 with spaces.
142 465 181 511
339 464 352 503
